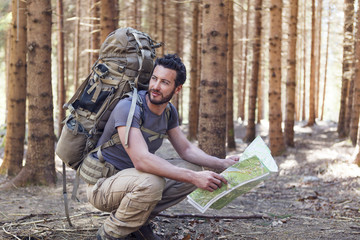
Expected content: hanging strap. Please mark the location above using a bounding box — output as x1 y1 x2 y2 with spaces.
62 162 73 227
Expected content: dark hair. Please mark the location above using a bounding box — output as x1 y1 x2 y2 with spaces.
154 54 186 87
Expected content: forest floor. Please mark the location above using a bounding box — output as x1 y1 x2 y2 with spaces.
0 120 360 240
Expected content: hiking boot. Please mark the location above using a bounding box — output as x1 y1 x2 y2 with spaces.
96 225 128 240
132 223 163 240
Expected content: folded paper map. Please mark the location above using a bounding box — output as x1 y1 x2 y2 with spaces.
187 136 278 213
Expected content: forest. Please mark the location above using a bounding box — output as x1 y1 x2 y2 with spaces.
0 0 360 239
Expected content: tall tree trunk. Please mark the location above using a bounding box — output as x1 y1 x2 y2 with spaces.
307 0 317 126
268 0 284 156
188 1 200 141
244 0 263 143
315 0 323 119
302 0 307 121
350 0 360 146
285 0 299 147
2 0 56 189
91 0 100 63
239 0 251 121
237 4 244 120
73 0 80 91
198 0 228 159
226 0 236 149
100 0 118 43
1 0 27 176
321 5 331 121
338 0 355 137
57 0 65 136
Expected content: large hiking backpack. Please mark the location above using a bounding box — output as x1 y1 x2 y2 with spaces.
56 27 161 171
55 28 162 226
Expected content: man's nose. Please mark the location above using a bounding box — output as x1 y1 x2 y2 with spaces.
153 80 161 90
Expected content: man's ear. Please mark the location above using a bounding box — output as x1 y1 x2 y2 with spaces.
175 85 182 95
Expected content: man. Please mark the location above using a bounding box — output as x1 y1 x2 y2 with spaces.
88 54 239 240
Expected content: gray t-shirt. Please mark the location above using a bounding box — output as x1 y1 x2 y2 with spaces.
95 90 179 170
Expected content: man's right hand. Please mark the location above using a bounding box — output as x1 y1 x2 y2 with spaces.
193 171 228 192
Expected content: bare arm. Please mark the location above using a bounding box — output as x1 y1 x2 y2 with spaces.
167 127 239 172
117 126 228 192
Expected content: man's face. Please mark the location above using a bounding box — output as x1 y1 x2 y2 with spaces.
148 65 182 105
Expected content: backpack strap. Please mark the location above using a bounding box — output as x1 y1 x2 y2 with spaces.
139 104 171 142
132 32 145 89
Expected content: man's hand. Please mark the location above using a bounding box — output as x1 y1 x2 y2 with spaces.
193 171 228 192
218 155 239 172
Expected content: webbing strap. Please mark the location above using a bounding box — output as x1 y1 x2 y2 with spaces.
62 162 73 227
124 88 138 147
132 32 145 89
140 126 168 142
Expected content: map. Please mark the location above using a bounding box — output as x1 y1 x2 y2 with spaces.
187 136 278 213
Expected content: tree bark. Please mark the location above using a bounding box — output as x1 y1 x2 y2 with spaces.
244 0 263 143
90 0 100 63
302 0 307 121
285 0 299 147
188 1 200 141
1 0 27 176
100 0 118 43
226 0 236 149
57 0 65 137
239 0 251 122
1 0 56 190
315 0 323 119
268 0 285 156
338 0 355 137
198 0 228 160
350 0 360 145
307 0 317 126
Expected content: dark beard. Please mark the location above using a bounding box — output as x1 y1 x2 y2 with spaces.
148 88 176 105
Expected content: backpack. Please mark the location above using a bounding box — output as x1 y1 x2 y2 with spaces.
55 27 163 225
56 27 161 171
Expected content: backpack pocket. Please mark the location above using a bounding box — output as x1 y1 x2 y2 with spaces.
56 115 88 170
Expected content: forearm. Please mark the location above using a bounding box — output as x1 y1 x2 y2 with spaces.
180 144 224 170
133 152 198 184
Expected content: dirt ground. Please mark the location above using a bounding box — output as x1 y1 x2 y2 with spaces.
1 121 360 240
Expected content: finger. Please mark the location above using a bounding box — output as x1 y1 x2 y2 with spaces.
210 183 219 190
214 174 228 185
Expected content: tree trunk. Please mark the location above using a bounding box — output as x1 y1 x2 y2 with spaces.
320 6 331 121
226 0 236 149
302 0 307 121
198 0 228 160
0 0 27 176
188 1 200 141
350 0 360 145
237 4 244 121
338 0 355 137
268 0 285 156
1 0 56 190
244 0 263 143
307 0 317 126
57 0 65 137
73 0 80 91
285 0 299 147
100 0 118 43
315 0 323 119
240 0 251 122
91 0 100 63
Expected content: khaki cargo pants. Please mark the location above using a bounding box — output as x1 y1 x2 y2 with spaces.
86 158 202 238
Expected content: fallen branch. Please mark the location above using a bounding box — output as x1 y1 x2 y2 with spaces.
2 226 21 240
157 213 270 220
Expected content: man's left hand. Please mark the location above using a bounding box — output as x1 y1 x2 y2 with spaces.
219 156 239 171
